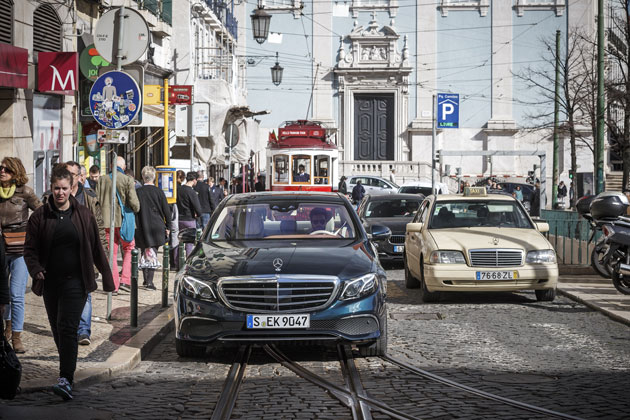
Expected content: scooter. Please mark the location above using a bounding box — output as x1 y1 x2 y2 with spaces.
576 195 612 278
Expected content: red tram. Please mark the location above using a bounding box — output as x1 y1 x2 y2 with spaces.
267 120 339 192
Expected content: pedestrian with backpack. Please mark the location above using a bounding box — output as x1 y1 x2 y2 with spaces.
96 156 140 293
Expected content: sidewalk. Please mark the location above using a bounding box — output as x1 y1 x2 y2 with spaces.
15 263 176 393
558 269 630 327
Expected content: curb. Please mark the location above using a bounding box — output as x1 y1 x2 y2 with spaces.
557 288 630 328
558 265 595 275
19 307 175 394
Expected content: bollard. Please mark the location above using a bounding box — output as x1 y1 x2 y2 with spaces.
179 241 185 271
130 248 139 328
162 244 169 308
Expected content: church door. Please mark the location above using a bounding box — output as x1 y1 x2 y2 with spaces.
354 94 394 160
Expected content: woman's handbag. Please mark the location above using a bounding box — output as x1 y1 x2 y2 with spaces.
0 321 22 399
2 231 26 255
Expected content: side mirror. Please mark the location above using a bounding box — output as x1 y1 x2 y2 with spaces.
178 227 197 243
369 225 391 241
406 222 423 233
535 222 549 233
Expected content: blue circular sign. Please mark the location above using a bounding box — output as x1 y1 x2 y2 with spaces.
89 70 142 129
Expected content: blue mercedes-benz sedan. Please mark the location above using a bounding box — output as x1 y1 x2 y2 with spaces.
174 191 389 357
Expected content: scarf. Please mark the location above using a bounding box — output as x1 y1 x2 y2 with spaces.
0 184 16 199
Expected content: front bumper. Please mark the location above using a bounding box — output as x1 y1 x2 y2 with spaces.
174 288 386 345
423 263 558 292
374 239 405 262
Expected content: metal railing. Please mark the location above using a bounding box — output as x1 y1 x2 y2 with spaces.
540 209 600 265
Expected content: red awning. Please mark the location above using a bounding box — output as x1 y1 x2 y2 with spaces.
0 43 28 89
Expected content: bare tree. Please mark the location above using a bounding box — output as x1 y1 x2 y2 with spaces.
604 0 630 192
515 28 597 205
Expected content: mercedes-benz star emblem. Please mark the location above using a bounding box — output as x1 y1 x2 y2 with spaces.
492 237 500 245
273 258 283 272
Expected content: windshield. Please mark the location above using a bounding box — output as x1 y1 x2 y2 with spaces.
364 199 421 218
208 201 357 240
399 186 432 196
429 200 533 229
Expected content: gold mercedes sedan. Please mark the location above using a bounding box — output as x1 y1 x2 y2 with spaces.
403 187 558 302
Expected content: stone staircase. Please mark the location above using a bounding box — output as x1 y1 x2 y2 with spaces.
605 173 624 192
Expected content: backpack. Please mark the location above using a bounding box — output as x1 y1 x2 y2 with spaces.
111 174 136 242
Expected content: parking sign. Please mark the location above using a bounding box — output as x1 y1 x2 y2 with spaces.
437 93 459 128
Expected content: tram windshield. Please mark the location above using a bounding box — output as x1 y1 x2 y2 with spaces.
292 155 311 184
274 155 289 184
314 155 329 185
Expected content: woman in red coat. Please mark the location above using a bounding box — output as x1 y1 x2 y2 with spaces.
24 166 114 401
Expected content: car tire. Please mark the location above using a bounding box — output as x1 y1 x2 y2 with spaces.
176 338 206 358
359 313 387 357
419 261 440 303
404 254 420 289
535 288 556 302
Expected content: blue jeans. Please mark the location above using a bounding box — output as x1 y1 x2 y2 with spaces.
77 293 92 337
198 213 211 229
3 255 28 332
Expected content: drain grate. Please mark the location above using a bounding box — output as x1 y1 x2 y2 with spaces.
389 312 443 320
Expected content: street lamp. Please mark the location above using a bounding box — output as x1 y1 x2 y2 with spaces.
251 6 271 44
270 52 283 86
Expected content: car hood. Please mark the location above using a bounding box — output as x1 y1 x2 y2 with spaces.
429 227 552 252
364 218 412 235
186 241 376 282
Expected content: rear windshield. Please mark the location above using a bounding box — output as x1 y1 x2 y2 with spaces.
399 186 432 196
364 199 421 218
429 200 533 229
208 201 357 240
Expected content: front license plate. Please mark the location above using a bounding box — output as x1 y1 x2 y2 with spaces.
246 314 310 329
476 271 519 280
394 245 404 253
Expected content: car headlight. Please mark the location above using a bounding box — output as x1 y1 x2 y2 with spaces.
429 251 466 264
526 250 557 263
180 275 217 301
340 274 377 301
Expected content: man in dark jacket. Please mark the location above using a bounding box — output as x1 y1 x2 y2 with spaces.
194 175 213 228
352 180 365 209
208 177 223 213
530 181 541 217
177 172 202 258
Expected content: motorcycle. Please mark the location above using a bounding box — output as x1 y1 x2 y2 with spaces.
591 192 630 295
576 195 612 278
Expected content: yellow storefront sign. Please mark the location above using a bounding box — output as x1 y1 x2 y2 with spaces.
144 85 162 105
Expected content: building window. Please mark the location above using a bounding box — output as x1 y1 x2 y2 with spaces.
514 0 565 17
351 0 398 18
438 0 488 17
33 4 61 53
0 0 13 45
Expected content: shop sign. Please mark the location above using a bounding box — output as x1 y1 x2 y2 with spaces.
89 70 142 129
0 44 28 89
169 85 193 105
79 44 110 81
38 52 78 95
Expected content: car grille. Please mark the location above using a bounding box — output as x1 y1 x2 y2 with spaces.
468 249 523 267
389 235 405 244
218 275 339 313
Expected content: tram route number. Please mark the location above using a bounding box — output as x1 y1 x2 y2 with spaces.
247 314 310 329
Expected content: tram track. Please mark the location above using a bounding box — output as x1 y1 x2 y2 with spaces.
210 344 584 420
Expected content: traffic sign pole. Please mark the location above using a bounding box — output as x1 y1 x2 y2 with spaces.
432 94 436 195
164 79 169 166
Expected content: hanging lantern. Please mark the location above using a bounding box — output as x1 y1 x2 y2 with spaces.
251 7 271 44
270 52 283 86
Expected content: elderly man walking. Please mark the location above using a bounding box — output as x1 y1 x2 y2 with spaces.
96 156 140 293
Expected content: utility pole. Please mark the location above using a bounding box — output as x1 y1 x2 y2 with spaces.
552 29 561 208
596 0 605 194
431 94 436 194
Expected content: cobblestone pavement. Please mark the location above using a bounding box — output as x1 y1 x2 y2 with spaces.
2 265 630 419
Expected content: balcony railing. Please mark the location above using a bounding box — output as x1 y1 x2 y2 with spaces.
134 0 172 25
201 0 239 40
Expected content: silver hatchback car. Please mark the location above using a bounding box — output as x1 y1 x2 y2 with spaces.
345 175 398 196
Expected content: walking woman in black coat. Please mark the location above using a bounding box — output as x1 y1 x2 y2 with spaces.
135 166 171 290
23 166 114 401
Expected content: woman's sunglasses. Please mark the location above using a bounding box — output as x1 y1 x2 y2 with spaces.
0 166 13 174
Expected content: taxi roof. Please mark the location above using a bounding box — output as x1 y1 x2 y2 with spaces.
434 193 516 202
